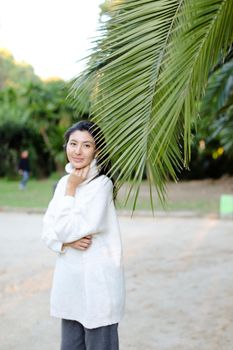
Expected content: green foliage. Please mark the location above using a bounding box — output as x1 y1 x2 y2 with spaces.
0 50 87 178
179 51 233 180
0 120 53 178
73 0 233 210
19 80 75 165
199 54 233 156
0 49 39 90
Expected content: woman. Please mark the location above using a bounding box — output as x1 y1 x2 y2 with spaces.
42 120 125 350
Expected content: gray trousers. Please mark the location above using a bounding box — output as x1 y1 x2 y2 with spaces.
61 319 119 350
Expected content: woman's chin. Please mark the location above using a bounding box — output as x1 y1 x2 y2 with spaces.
71 161 88 169
72 164 84 169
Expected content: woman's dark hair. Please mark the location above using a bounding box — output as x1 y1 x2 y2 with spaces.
64 120 116 198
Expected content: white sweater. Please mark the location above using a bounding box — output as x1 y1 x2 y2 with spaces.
42 160 125 329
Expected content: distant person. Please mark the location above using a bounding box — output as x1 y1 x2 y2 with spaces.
18 150 30 190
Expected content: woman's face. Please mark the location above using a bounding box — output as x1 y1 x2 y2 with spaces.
66 130 97 169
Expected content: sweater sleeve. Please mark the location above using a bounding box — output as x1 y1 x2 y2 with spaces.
53 177 113 243
41 179 66 254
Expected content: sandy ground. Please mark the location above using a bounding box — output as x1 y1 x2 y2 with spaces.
0 212 233 349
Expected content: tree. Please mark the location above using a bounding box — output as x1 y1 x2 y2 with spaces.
73 0 233 209
19 79 78 172
0 50 83 176
0 49 39 90
199 51 233 157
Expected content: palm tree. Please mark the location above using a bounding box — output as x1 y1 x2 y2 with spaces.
72 0 233 210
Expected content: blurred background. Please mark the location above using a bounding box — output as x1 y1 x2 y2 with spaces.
0 0 232 214
1 2 233 350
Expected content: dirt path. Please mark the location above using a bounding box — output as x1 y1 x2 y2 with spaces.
0 213 233 349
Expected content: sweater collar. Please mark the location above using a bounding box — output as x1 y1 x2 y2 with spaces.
65 158 99 185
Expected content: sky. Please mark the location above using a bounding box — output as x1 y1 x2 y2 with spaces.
0 0 104 80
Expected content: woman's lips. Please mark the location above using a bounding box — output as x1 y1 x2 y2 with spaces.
72 158 84 162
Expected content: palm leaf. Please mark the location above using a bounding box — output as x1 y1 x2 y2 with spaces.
72 0 233 210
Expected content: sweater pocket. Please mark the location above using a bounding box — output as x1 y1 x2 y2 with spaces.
84 261 112 319
84 254 124 321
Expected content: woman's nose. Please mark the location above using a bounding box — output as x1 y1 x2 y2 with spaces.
74 145 82 154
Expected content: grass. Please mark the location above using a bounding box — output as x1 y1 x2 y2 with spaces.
0 178 56 209
0 177 219 214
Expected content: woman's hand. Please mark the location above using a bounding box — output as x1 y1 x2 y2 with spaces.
65 165 90 196
62 235 92 251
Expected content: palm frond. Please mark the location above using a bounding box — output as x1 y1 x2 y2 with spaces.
72 0 233 210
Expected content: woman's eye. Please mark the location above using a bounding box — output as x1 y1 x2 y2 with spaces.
84 144 91 148
70 142 76 146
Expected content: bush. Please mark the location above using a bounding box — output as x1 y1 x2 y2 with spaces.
0 121 55 178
